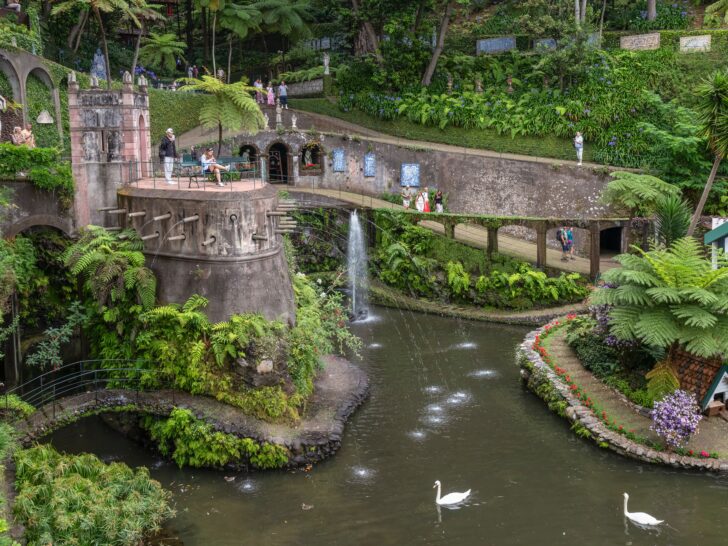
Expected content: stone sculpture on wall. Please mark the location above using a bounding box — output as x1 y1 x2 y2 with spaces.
401 163 420 187
332 148 345 172
90 48 107 81
364 152 376 177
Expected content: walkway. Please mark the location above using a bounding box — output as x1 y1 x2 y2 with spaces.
292 187 619 276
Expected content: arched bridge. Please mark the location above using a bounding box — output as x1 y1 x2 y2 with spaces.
5 358 368 467
0 179 74 237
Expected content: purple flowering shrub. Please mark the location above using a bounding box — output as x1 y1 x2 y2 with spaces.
650 389 702 449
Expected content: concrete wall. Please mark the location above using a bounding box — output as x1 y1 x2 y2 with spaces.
287 79 324 97
226 130 613 220
117 184 296 324
0 180 73 237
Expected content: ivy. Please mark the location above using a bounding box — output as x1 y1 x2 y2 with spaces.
142 408 289 469
0 144 73 207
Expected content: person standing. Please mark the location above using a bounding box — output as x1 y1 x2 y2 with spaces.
434 189 444 213
415 189 425 212
11 126 24 146
187 65 193 79
557 226 569 262
566 226 575 260
159 128 177 184
192 65 199 78
254 78 263 104
267 83 275 106
278 80 288 109
422 186 431 213
21 123 35 149
401 185 413 209
573 131 584 166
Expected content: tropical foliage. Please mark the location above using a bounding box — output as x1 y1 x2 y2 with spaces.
591 238 728 395
143 407 288 469
14 444 174 545
139 32 187 73
650 389 702 449
0 144 74 207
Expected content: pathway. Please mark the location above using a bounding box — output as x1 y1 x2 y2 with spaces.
549 330 728 456
292 187 619 275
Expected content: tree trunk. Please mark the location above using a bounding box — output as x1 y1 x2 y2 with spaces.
211 11 217 75
217 121 223 157
227 34 232 83
412 0 426 33
351 0 383 64
647 0 657 21
67 9 89 50
599 0 607 39
202 8 209 65
575 0 580 23
580 0 587 22
185 0 194 58
421 1 455 86
131 21 144 81
94 8 112 89
687 155 723 236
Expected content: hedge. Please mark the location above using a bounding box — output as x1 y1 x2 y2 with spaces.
148 89 208 142
0 143 73 207
290 98 592 162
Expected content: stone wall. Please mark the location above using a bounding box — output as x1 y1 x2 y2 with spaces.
116 184 296 324
287 78 324 97
0 179 74 237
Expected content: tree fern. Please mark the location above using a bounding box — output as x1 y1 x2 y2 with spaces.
645 360 680 401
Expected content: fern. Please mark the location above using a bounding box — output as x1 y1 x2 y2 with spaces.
645 360 680 401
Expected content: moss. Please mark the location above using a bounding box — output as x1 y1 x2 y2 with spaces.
148 89 208 142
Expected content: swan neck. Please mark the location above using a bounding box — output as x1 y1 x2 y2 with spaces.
435 482 441 503
623 496 628 516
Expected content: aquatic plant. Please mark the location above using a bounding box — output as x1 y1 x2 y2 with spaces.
650 389 702 449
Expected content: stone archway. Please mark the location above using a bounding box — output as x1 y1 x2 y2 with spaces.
267 141 291 184
24 66 63 146
0 55 22 143
3 215 74 239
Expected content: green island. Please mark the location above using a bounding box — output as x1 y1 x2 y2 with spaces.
0 0 727 543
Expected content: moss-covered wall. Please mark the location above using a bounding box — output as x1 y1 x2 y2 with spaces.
148 89 208 142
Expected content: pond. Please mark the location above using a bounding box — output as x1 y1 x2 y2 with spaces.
48 306 728 545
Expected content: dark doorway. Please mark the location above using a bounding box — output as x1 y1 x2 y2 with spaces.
268 143 289 184
600 227 622 254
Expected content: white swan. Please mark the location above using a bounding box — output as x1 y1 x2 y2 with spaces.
623 493 663 526
433 480 471 505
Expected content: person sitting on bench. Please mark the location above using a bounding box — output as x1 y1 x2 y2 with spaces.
200 148 230 187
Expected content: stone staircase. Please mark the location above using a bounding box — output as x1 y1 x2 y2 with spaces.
270 198 298 236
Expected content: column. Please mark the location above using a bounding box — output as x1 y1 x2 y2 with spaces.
536 225 547 268
487 226 499 257
590 223 601 280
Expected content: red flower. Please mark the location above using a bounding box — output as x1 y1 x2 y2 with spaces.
700 450 710 458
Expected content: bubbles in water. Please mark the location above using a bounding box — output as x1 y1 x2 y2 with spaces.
469 369 497 379
426 404 444 413
237 479 258 493
367 342 382 349
349 466 377 483
423 385 443 395
408 429 427 441
424 414 446 426
453 341 478 350
446 391 471 406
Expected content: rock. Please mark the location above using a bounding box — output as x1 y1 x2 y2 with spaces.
257 359 274 374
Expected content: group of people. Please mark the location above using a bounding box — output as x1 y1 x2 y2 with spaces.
557 226 576 262
253 79 289 109
10 124 36 149
159 128 230 186
401 186 444 214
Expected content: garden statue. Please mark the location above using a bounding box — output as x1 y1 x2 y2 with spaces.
91 48 107 81
323 53 330 75
447 73 453 94
138 75 148 89
303 147 313 166
291 114 298 129
122 71 132 85
275 100 283 129
90 76 99 89
263 113 270 130
506 75 514 94
475 78 483 94
241 150 250 164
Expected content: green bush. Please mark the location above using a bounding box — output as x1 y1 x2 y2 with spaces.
148 89 208 141
143 408 289 469
14 444 174 546
25 73 61 149
0 394 35 421
0 144 73 207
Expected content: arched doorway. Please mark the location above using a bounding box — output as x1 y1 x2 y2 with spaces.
25 67 61 148
268 142 290 184
600 227 622 255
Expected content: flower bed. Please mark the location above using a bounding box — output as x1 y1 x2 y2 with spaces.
518 317 725 470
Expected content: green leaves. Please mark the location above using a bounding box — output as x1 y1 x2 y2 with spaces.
139 32 187 74
600 171 681 217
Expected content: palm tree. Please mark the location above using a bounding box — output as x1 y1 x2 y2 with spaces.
591 237 728 399
139 32 187 75
179 76 265 155
53 0 141 89
220 3 262 82
687 70 728 236
127 3 164 78
196 0 225 75
254 0 312 58
705 0 728 26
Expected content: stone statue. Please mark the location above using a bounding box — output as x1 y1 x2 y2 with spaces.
323 52 330 75
122 71 132 85
90 76 99 89
303 148 312 166
68 71 76 84
275 100 283 129
241 150 250 163
291 114 298 129
90 48 107 81
475 78 483 94
263 113 270 130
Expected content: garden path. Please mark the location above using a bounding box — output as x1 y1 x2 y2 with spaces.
549 329 728 456
293 187 619 275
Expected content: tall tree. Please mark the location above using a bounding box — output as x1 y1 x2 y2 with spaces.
254 0 312 40
647 0 657 21
53 0 141 89
139 32 188 75
180 76 265 155
127 3 164 78
422 0 471 86
220 2 262 81
687 70 728 236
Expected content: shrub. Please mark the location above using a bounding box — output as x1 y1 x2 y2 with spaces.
650 389 702 449
0 144 73 207
14 444 174 545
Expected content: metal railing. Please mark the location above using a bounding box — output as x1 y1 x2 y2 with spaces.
4 359 175 420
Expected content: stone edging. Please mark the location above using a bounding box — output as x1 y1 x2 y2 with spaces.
516 322 728 472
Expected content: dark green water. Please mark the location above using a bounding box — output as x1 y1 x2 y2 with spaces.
49 307 728 545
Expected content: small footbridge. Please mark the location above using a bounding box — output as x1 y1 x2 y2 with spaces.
289 188 629 279
5 357 368 462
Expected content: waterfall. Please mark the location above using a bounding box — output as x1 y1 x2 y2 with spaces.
347 210 369 319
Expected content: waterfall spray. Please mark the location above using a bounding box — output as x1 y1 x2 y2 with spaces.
347 210 369 319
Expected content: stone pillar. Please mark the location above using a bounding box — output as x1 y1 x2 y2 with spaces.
486 226 499 257
536 225 547 269
444 221 454 239
590 222 601 280
67 71 90 228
